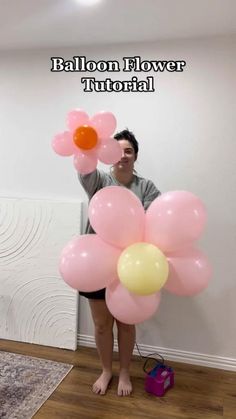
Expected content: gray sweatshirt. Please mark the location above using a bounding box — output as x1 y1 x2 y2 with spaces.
78 169 161 234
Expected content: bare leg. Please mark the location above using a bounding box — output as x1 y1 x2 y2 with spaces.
116 320 135 396
89 299 114 395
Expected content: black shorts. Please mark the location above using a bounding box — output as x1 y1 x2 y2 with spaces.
79 288 106 300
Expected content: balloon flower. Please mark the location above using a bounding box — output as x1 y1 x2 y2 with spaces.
60 187 212 324
52 109 122 174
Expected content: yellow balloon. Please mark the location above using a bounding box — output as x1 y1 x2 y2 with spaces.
117 242 169 295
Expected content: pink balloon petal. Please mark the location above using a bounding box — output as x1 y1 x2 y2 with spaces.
164 247 212 296
73 150 98 174
67 109 90 132
90 111 116 137
59 235 121 291
52 131 76 156
106 281 161 324
97 138 122 164
145 191 207 252
99 136 110 144
88 186 145 248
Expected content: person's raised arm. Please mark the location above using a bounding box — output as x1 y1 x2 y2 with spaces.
78 169 105 199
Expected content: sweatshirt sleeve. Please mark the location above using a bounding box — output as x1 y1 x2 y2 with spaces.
143 180 161 210
78 170 105 199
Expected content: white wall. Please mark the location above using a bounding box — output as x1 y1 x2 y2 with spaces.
0 35 235 363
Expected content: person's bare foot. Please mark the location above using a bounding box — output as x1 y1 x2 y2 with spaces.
92 371 113 395
117 369 132 396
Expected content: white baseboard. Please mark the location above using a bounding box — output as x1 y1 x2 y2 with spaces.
77 333 236 372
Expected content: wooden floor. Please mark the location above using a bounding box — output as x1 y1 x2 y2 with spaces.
0 340 235 418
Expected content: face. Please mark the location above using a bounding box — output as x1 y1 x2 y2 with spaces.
114 139 137 172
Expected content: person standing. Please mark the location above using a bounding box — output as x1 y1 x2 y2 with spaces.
78 129 160 396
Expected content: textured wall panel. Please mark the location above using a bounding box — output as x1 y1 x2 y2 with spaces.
0 198 81 350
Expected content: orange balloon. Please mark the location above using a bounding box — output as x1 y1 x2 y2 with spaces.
73 125 98 150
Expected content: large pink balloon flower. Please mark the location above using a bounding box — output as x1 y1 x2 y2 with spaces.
52 109 122 174
59 187 212 324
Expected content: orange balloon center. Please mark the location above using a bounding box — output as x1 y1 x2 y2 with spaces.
73 125 98 150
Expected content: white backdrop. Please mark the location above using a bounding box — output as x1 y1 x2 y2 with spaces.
0 197 81 350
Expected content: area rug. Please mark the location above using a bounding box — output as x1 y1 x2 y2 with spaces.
0 350 73 419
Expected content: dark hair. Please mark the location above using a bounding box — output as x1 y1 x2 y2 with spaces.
114 129 139 155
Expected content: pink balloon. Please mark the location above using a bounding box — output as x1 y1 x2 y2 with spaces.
90 111 116 137
73 150 98 174
97 138 122 164
88 186 145 248
145 191 206 252
52 131 76 156
59 235 121 291
106 281 161 324
67 109 89 132
165 247 212 296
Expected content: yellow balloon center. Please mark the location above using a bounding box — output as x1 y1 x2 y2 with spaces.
117 242 169 295
73 125 98 150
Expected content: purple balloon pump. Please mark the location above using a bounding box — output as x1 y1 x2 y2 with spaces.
144 357 175 397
